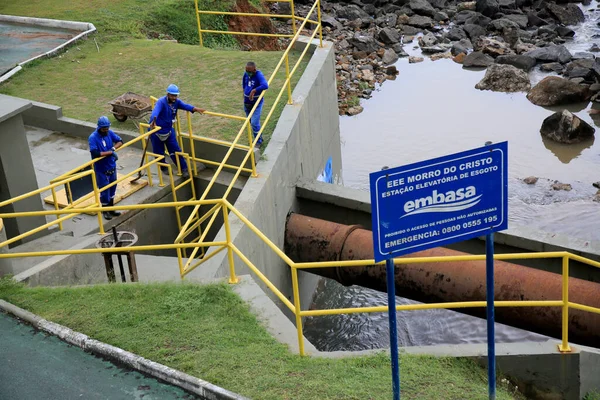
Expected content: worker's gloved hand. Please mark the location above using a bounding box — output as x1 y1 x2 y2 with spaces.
112 150 119 161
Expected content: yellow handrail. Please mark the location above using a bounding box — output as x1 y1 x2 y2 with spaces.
11 0 598 363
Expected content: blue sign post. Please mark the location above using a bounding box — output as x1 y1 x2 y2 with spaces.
369 142 508 400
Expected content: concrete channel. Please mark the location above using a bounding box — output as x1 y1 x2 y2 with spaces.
1 36 599 399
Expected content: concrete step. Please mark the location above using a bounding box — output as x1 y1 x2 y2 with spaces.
8 230 87 275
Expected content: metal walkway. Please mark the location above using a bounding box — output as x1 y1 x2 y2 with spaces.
0 312 198 400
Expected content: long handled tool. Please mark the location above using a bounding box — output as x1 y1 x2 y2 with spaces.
131 136 149 183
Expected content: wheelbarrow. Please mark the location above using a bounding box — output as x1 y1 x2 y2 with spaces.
109 92 152 125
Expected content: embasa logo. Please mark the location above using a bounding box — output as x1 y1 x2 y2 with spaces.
401 186 481 218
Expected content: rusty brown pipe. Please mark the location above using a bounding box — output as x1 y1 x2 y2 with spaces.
284 213 600 348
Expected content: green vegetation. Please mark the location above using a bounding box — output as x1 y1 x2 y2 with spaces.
0 0 264 47
585 390 600 400
0 39 306 143
0 0 307 144
0 278 522 400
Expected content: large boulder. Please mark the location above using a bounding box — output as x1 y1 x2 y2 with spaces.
540 110 595 144
476 0 499 17
337 5 371 21
407 15 434 28
465 13 492 27
419 32 438 47
379 27 401 44
487 18 520 32
475 64 531 92
382 48 400 65
474 37 512 57
322 15 344 31
524 45 572 64
463 23 487 40
446 26 467 41
563 59 595 81
495 54 537 71
463 51 494 67
451 38 473 55
527 76 591 106
546 3 585 26
527 12 550 27
409 0 436 16
454 10 479 24
430 0 448 8
504 14 529 29
349 33 379 53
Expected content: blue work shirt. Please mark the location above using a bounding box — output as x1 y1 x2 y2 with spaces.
242 70 269 105
88 129 122 173
149 96 196 134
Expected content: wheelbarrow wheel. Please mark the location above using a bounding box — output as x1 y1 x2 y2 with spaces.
114 113 128 122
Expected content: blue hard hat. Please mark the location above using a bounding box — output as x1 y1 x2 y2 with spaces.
97 116 111 128
166 84 180 95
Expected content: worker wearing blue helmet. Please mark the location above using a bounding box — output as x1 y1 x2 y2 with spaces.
88 116 123 220
242 61 269 147
149 84 205 178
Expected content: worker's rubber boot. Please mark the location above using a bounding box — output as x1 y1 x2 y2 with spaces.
109 199 121 217
103 210 112 220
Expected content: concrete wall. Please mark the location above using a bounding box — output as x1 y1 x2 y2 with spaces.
400 340 600 400
295 178 600 283
0 218 12 275
194 38 342 317
0 96 47 246
13 235 108 287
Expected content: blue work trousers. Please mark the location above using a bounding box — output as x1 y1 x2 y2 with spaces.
150 128 188 172
96 169 117 205
244 101 264 146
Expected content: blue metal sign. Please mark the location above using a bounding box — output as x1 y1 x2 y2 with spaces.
370 142 508 262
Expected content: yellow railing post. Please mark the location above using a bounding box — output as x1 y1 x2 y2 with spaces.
247 124 258 177
222 202 239 284
194 0 204 47
50 187 63 231
317 0 323 47
559 255 572 352
290 0 297 34
291 265 306 356
139 123 153 187
187 112 198 176
90 172 105 235
285 53 293 105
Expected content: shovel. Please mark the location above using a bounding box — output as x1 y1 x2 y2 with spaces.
131 136 149 183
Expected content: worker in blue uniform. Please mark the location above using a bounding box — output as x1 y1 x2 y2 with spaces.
242 61 269 148
88 116 123 220
149 84 205 178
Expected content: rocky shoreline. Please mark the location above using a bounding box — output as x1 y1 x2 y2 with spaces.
273 0 600 117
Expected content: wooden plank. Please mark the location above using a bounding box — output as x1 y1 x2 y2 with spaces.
43 174 148 215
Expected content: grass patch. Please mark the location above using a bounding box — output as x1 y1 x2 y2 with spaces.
0 0 257 46
0 278 522 400
0 0 307 145
0 39 307 144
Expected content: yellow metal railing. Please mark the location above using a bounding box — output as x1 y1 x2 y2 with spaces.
9 0 596 362
2 197 600 356
173 0 324 273
194 0 304 47
218 200 600 356
0 125 170 244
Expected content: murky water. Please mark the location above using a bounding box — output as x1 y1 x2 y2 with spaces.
304 4 600 350
0 22 79 75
